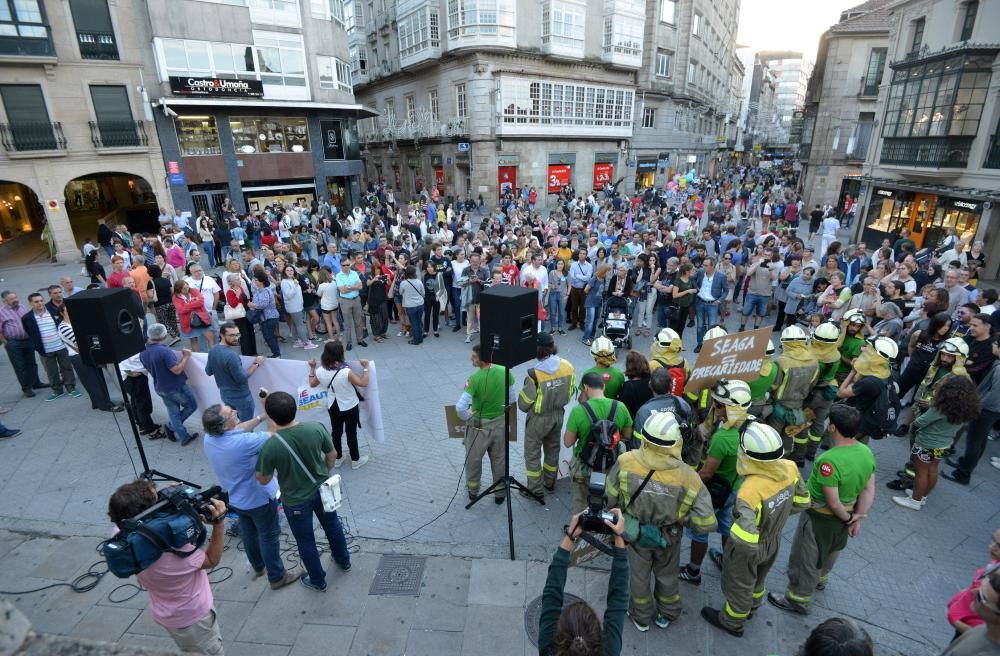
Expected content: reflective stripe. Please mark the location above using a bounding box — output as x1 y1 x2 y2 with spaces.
724 601 750 619
793 435 809 445
807 432 823 443
755 503 762 526
689 514 716 527
534 389 544 414
656 593 680 604
619 469 630 503
818 574 829 584
542 462 558 472
678 489 696 519
468 481 480 489
793 495 811 505
730 522 759 544
518 390 534 405
786 590 812 604
632 594 652 604
526 470 541 478
752 588 767 599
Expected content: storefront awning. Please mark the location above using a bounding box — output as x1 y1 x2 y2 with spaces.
154 98 379 118
864 176 1000 201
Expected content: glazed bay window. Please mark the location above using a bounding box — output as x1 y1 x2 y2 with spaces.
446 0 515 47
318 55 351 91
158 38 257 80
349 44 368 83
541 0 584 58
254 31 307 97
176 116 221 156
0 0 53 56
601 11 643 67
229 117 309 154
398 5 440 67
498 75 634 137
249 0 300 28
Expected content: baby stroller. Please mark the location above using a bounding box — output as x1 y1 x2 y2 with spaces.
603 296 632 350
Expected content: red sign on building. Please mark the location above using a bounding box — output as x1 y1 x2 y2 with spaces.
435 167 445 194
593 163 613 189
498 166 517 197
547 164 571 193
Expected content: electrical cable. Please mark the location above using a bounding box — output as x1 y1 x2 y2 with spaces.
109 399 140 479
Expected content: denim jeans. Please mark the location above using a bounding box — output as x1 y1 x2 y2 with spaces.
202 243 216 268
741 293 769 318
695 298 721 348
159 386 197 443
406 305 424 343
220 245 232 264
221 391 256 422
282 490 351 587
260 317 281 357
450 287 464 326
547 291 565 331
582 305 598 341
233 498 286 582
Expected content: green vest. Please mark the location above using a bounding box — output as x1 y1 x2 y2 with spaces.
748 361 778 402
467 365 514 420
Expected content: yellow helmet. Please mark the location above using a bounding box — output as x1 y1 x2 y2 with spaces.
704 326 728 341
781 325 809 342
643 411 683 447
813 321 840 343
590 336 615 356
656 327 682 349
710 379 753 408
739 421 784 461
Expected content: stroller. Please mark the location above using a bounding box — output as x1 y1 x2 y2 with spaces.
602 296 632 350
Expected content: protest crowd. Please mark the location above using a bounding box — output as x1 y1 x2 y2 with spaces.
3 163 1000 656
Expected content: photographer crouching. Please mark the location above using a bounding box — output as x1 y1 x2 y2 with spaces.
107 480 227 655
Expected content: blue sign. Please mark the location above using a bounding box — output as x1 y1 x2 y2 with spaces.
168 172 186 186
447 157 453 166
457 142 470 152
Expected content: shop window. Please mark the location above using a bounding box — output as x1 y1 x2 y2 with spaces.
864 191 916 237
177 116 221 156
230 116 309 154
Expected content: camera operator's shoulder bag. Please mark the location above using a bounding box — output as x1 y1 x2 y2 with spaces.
273 433 343 513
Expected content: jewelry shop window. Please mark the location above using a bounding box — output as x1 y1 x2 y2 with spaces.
229 116 309 154
177 116 221 155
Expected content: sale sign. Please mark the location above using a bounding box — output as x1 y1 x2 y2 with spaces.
593 163 613 189
435 167 445 193
547 164 572 193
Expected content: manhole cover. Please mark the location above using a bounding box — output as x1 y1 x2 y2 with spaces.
368 555 426 596
524 593 584 647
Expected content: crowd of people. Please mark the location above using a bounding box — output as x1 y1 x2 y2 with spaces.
5 163 1000 656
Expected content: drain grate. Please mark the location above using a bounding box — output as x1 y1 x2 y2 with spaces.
368 554 427 596
524 593 584 647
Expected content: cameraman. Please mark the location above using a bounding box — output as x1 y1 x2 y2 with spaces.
108 480 227 655
538 510 628 656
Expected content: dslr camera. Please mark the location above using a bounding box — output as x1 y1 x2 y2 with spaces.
580 472 616 535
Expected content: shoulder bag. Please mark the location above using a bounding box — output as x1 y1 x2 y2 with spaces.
273 433 344 513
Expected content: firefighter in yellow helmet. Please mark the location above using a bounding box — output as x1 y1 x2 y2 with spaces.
685 325 727 425
791 321 842 466
747 339 777 420
767 325 818 454
649 327 690 396
701 421 809 637
679 379 753 586
606 410 717 633
517 332 575 497
580 336 625 401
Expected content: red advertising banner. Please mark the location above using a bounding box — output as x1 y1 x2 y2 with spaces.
498 166 517 197
593 163 613 189
435 167 445 193
548 164 571 193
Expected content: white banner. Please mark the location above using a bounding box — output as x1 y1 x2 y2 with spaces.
153 353 384 443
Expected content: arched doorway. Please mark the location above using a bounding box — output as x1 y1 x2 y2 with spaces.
0 180 46 267
63 172 158 247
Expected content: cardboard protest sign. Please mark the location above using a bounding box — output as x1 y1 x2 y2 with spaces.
445 404 517 442
684 326 773 394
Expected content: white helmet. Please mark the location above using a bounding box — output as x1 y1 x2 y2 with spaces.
590 336 615 356
704 326 728 341
643 411 683 447
813 322 840 343
843 308 866 324
740 421 785 461
939 337 969 357
710 379 752 409
870 335 899 361
781 325 809 342
656 327 682 349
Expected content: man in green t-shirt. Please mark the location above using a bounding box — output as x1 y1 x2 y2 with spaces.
256 391 350 592
456 345 516 503
564 372 633 512
769 404 876 615
835 312 866 382
580 336 625 401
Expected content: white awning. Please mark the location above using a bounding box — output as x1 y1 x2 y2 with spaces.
154 97 378 118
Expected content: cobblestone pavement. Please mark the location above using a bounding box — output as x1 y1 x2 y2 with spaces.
1 248 998 655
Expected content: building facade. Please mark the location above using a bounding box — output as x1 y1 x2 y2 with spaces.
852 0 1000 265
799 0 892 212
140 0 374 219
754 50 812 148
351 0 743 206
0 0 169 263
741 52 781 154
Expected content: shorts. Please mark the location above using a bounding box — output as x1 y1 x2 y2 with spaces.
742 293 769 317
303 302 318 313
686 490 735 543
321 307 339 314
911 444 948 463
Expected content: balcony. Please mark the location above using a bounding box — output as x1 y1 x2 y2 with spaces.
0 25 55 58
77 31 119 60
985 135 1000 169
0 122 66 152
880 136 974 168
89 120 149 149
858 76 880 98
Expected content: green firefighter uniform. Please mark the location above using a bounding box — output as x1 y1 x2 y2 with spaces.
458 364 516 500
747 357 777 419
767 340 818 454
793 336 841 464
518 355 575 495
606 436 717 625
782 442 876 611
719 458 809 631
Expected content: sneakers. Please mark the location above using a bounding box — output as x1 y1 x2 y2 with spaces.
45 392 65 402
293 339 304 349
302 341 319 350
628 612 649 632
678 563 702 585
351 455 369 470
893 494 923 510
68 389 82 398
905 488 928 503
0 428 21 439
270 565 303 590
334 457 345 469
465 335 472 343
300 575 327 592
655 614 671 630
708 548 724 571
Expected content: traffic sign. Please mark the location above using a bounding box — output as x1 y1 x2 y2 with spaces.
457 142 470 152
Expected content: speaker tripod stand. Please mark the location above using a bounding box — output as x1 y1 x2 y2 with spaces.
465 364 545 561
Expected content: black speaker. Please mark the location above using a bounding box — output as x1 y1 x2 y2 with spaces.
65 288 146 365
480 285 537 368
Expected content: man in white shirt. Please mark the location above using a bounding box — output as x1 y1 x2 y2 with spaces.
520 251 549 300
820 212 842 255
173 210 192 236
675 215 691 237
185 264 220 321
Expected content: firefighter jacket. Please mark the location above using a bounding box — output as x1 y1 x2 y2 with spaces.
518 355 575 416
810 341 841 389
729 454 810 551
748 358 777 405
606 438 717 536
772 341 818 409
914 352 968 412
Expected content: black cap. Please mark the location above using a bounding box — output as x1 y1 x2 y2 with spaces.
537 332 554 347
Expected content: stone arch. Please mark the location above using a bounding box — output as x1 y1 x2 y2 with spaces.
62 171 160 245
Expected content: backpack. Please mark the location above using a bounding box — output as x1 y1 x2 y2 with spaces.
867 373 901 438
580 400 622 473
653 358 686 396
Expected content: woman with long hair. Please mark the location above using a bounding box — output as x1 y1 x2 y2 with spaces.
224 272 257 356
421 260 441 338
617 351 653 420
316 267 342 342
279 264 314 349
366 254 392 342
547 257 568 335
670 263 697 337
400 265 426 345
898 309 951 401
308 341 370 469
248 271 281 358
172 279 214 351
893 375 979 510
198 216 216 268
85 249 106 286
147 265 179 338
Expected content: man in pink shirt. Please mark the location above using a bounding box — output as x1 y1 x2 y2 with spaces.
109 480 227 655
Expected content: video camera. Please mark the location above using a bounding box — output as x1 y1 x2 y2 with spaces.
103 484 228 578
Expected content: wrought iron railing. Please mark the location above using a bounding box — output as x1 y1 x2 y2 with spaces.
858 75 880 97
89 120 148 148
0 122 66 151
77 30 119 60
879 136 973 168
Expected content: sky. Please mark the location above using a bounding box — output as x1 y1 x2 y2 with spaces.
736 0 864 61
